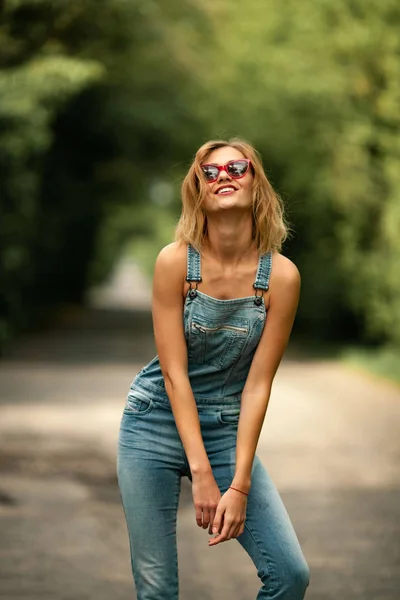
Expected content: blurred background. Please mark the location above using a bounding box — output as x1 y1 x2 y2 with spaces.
0 1 399 599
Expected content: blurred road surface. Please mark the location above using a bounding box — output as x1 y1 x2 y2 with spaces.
0 258 399 599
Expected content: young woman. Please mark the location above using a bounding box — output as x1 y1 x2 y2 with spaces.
117 138 310 599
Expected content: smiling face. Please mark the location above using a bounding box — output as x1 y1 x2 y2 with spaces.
201 146 254 214
178 138 287 253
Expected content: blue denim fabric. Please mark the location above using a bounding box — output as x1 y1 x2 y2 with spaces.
131 245 272 399
117 246 309 599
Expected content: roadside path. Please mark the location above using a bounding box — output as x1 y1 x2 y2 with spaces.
0 260 399 600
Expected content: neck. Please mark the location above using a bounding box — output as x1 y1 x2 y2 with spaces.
204 212 255 264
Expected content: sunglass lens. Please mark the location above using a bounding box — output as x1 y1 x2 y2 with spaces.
227 160 249 178
201 165 219 181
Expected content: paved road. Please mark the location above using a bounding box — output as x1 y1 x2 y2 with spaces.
1 262 399 599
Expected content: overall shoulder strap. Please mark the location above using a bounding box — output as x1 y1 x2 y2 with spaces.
253 251 273 291
186 244 202 282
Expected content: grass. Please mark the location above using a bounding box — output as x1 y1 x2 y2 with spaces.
288 337 400 387
340 345 400 386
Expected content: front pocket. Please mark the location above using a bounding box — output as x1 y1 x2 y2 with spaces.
188 317 249 369
192 323 248 335
124 393 153 416
218 409 241 425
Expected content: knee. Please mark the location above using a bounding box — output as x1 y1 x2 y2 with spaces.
258 556 310 599
133 562 178 600
284 558 310 598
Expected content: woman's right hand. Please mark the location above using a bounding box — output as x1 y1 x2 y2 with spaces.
191 470 221 532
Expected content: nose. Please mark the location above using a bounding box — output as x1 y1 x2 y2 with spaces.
216 166 231 182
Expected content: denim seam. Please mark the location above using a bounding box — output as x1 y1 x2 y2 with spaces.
254 251 272 291
123 401 153 416
217 334 235 369
228 455 276 591
133 379 170 401
190 291 259 307
216 330 247 370
243 521 276 588
239 310 265 354
222 311 265 394
120 476 181 599
187 245 202 282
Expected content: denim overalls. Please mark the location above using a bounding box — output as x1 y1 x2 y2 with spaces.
117 245 309 600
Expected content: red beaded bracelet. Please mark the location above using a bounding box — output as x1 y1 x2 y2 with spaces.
229 486 249 496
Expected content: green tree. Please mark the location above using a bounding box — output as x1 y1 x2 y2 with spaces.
0 0 207 349
198 0 400 344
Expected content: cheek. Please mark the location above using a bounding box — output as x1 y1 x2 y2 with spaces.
241 179 253 198
245 176 255 196
202 189 215 209
240 185 253 208
244 174 254 189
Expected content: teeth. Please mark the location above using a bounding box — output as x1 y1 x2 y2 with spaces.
217 187 235 194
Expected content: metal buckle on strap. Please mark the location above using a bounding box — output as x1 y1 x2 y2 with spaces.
253 287 264 306
186 279 201 299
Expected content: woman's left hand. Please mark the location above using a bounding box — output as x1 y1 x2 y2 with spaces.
208 487 248 546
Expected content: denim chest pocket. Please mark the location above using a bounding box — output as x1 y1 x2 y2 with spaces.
188 314 249 369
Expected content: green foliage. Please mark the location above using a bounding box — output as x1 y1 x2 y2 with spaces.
0 28 105 343
341 345 400 386
0 0 206 349
196 0 400 344
1 0 399 351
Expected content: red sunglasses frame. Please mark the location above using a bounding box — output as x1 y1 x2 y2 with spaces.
200 159 252 183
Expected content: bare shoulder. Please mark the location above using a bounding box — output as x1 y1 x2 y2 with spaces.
155 242 187 279
156 241 187 265
270 252 301 294
153 242 187 293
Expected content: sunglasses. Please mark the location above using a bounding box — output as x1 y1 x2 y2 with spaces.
200 159 251 183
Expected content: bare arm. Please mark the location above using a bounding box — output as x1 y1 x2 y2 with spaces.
152 242 209 473
231 254 301 493
209 254 301 547
152 243 221 529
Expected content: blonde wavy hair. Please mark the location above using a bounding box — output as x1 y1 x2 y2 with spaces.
175 138 288 253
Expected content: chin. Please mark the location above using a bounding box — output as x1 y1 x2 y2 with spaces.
214 198 238 211
218 195 251 210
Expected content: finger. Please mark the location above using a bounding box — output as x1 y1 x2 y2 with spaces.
208 507 217 535
225 520 238 541
195 505 203 528
208 530 228 547
234 521 245 538
209 519 231 547
230 521 243 540
202 508 210 529
212 509 223 536
221 516 236 541
212 519 223 535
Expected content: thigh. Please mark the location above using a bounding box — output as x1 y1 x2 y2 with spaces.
237 457 309 592
117 395 184 600
118 456 181 600
210 449 309 598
